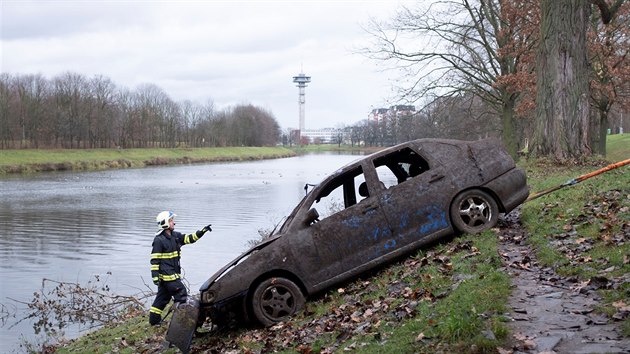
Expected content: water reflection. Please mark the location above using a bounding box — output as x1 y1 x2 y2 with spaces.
0 152 360 351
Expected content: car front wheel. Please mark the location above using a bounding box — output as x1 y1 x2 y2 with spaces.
251 277 305 327
450 189 499 234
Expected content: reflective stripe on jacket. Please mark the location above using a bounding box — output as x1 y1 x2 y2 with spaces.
150 229 203 283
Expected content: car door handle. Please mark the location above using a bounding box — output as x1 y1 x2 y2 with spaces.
429 174 444 183
362 203 379 214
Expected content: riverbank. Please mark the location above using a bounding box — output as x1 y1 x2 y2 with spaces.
3 135 627 176
0 144 387 176
0 146 296 175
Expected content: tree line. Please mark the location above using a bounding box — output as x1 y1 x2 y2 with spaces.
0 72 280 149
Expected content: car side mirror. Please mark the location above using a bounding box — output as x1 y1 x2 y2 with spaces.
303 208 320 226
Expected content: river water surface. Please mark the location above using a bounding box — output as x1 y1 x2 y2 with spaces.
0 153 361 352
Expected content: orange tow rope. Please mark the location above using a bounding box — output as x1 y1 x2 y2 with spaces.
525 158 630 202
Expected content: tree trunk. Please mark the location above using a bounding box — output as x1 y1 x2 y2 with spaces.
502 94 518 159
598 109 608 156
532 0 592 160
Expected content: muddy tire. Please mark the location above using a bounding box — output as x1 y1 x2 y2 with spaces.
450 189 499 234
251 277 304 327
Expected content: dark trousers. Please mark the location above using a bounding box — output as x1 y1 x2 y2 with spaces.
149 279 188 325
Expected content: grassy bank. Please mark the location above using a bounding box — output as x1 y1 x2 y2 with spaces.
605 133 630 162
0 147 295 175
3 135 627 175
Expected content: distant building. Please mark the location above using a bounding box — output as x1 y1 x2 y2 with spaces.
369 105 416 124
300 128 341 144
389 105 416 117
369 108 389 123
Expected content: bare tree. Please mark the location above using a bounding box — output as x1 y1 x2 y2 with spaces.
333 125 346 147
229 104 280 146
134 84 173 147
283 127 296 147
11 74 50 148
52 72 90 148
363 0 530 157
0 74 12 148
88 75 118 148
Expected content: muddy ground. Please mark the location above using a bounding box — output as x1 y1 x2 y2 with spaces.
497 210 630 354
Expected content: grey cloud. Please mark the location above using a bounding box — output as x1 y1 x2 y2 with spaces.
1 1 149 40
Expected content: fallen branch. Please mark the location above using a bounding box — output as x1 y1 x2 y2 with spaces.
8 272 154 335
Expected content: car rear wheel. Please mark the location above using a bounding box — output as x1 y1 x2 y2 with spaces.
450 189 499 234
251 277 305 327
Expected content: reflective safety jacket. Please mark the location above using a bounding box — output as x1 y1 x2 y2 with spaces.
150 229 203 283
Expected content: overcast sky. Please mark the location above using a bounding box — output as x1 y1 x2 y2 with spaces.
1 0 410 130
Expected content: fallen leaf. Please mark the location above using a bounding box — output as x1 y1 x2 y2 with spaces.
364 309 373 318
513 332 529 341
612 301 630 311
523 339 537 350
297 345 312 354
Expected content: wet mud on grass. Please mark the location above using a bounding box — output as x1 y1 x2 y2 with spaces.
497 209 630 353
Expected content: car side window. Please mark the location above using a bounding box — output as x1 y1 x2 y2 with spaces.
310 166 365 220
373 147 430 189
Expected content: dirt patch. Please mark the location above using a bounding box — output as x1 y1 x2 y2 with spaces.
496 209 630 353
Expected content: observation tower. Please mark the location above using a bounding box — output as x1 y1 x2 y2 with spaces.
292 72 311 138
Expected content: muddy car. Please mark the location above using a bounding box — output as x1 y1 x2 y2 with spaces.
167 138 529 351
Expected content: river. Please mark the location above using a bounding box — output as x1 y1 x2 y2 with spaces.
0 152 361 353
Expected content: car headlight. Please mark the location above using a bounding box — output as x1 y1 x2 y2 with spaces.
202 290 216 303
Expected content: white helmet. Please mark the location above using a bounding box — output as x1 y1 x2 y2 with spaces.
156 210 176 230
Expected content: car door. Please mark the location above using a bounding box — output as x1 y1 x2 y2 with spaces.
373 146 454 248
305 164 394 287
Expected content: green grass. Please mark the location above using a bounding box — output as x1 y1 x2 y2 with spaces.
605 133 630 162
0 147 295 174
54 307 178 354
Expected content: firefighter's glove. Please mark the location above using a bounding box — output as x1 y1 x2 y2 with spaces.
153 279 160 286
196 224 212 237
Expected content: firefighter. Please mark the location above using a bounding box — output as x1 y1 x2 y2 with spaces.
149 210 212 325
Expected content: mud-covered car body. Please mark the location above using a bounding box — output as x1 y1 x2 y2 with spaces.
198 138 529 327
